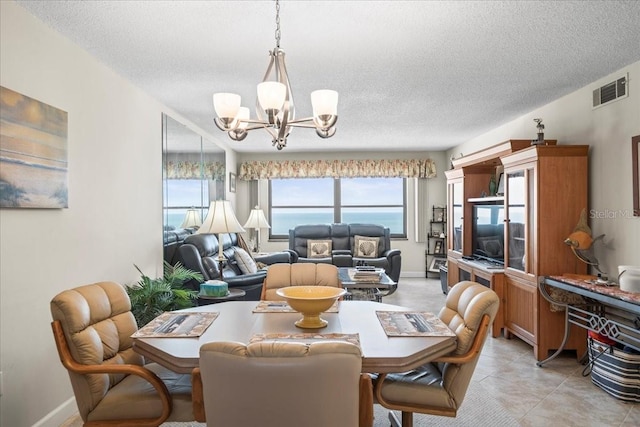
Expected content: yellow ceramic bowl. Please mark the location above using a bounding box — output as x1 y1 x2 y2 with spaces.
276 285 347 329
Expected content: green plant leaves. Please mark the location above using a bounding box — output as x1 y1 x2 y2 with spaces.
127 261 203 327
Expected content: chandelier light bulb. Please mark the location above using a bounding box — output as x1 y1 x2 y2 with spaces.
237 107 250 129
257 81 287 111
213 93 241 119
311 90 339 116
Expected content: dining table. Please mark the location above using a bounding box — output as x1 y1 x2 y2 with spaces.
132 300 457 374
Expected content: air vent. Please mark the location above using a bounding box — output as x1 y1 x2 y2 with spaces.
593 74 628 108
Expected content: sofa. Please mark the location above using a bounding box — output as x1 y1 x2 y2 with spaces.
163 226 196 265
178 232 293 300
287 223 401 283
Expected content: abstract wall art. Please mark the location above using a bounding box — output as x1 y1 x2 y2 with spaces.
0 86 68 208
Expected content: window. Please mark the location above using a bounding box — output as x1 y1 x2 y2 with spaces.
164 179 208 229
269 177 406 238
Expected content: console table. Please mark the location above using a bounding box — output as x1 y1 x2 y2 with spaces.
538 275 640 367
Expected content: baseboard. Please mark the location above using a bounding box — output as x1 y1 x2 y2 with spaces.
32 397 77 427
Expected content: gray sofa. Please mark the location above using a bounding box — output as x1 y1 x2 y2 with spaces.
288 223 401 283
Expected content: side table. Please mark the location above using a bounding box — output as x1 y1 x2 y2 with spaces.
197 288 246 306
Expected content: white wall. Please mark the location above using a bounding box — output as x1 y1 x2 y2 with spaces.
236 151 449 277
448 61 640 276
0 3 226 426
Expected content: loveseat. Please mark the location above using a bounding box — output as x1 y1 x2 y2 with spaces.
288 223 401 283
178 233 292 300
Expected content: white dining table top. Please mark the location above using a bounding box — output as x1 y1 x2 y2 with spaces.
132 300 457 374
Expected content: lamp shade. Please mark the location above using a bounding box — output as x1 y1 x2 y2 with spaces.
311 89 338 116
213 93 241 119
236 107 250 130
181 208 202 229
197 200 245 234
243 206 271 230
257 81 286 110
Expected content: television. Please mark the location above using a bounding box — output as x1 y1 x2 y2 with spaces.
471 202 505 265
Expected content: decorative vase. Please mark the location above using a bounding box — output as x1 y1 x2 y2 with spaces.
489 176 497 196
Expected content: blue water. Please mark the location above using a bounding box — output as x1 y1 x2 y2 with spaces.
271 211 404 235
167 209 403 235
165 210 405 234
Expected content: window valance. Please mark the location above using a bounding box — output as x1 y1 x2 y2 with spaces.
238 159 436 180
166 161 225 180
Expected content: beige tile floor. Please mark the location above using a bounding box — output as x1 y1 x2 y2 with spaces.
386 277 640 427
61 277 639 426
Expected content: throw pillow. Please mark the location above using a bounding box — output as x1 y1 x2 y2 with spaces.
354 235 379 258
307 240 332 258
476 236 503 257
234 247 258 274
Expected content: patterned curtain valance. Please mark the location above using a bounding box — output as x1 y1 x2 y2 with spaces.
166 161 226 180
239 159 436 180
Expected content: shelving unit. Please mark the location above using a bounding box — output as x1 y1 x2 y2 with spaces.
425 205 447 278
444 139 590 362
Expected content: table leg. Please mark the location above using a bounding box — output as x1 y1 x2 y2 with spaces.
537 280 571 367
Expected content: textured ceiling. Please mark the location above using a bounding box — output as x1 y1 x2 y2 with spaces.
15 1 640 153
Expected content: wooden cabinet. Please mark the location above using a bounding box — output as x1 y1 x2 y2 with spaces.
445 140 589 361
504 275 537 344
501 145 589 361
457 259 505 338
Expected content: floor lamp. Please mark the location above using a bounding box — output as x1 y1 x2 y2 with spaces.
197 200 245 281
243 206 271 253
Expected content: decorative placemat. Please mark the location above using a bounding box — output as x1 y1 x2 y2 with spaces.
249 332 360 347
131 312 218 338
252 300 340 313
376 311 456 337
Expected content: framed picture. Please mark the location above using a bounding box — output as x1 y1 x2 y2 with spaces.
633 135 639 216
229 172 236 193
428 257 447 273
434 240 443 254
436 211 444 222
0 86 68 208
432 231 440 237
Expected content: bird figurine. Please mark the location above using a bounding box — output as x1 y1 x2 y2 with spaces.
564 208 605 273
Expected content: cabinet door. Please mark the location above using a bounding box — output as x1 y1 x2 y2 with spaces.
449 180 463 253
504 167 535 275
504 275 537 345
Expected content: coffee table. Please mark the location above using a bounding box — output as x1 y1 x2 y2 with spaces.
338 267 397 302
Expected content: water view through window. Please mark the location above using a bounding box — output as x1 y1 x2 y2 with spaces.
270 177 406 237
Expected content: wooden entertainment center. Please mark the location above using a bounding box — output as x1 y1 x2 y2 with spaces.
444 139 590 361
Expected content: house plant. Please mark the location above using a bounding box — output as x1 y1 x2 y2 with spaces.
127 261 203 327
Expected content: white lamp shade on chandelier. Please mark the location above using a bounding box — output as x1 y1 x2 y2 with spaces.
212 0 338 151
213 93 241 120
257 82 287 111
180 208 202 229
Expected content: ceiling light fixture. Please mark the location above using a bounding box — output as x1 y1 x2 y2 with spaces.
212 0 338 150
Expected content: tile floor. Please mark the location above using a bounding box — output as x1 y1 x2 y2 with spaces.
386 277 640 426
61 277 639 426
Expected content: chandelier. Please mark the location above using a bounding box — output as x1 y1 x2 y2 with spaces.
212 0 338 150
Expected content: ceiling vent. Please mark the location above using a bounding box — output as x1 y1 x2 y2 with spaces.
593 74 628 109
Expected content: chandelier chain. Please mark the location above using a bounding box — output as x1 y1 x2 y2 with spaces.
274 0 281 48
